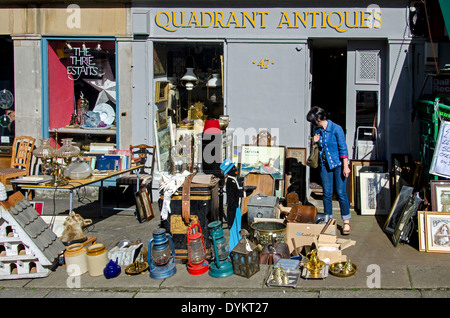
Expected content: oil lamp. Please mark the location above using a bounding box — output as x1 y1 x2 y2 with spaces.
231 229 260 279
147 229 176 279
187 221 208 275
208 220 233 278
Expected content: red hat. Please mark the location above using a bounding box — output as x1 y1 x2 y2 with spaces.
203 120 221 134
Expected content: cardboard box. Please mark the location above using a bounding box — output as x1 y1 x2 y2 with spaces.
315 234 356 264
286 219 337 253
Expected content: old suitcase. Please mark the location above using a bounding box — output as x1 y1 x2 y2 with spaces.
247 194 279 225
160 174 219 259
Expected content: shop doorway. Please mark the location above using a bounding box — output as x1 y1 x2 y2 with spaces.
309 42 347 196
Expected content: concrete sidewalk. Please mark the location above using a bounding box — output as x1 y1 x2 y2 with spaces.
0 188 449 299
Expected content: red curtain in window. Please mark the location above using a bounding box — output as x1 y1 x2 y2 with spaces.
48 42 74 129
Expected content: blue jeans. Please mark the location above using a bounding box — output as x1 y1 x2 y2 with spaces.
320 164 351 221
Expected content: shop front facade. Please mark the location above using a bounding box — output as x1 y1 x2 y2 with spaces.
0 1 447 199
131 0 446 195
0 4 132 151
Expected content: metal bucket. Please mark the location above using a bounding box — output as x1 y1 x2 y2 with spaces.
250 221 286 249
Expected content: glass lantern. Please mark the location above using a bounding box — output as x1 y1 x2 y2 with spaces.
231 230 260 278
33 138 56 183
187 221 208 275
33 138 55 161
148 229 176 279
208 220 233 278
56 138 80 162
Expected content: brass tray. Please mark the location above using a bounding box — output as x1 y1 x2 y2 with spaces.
125 261 149 275
329 262 357 277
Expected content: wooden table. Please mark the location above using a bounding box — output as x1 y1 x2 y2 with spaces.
14 165 144 217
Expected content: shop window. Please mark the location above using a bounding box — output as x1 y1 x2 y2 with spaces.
46 39 116 148
0 37 15 146
356 90 378 140
153 42 224 123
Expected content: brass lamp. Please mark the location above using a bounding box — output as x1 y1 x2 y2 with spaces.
231 229 260 278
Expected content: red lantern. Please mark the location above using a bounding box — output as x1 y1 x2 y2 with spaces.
187 221 208 275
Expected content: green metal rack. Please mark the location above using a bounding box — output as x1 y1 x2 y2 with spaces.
418 93 450 181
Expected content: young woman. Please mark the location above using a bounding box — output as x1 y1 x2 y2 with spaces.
306 106 351 234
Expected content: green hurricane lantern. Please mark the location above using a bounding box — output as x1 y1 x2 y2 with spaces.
208 221 233 278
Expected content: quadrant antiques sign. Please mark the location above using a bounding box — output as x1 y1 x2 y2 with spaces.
155 9 383 33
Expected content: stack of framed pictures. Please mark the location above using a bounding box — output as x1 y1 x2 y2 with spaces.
348 160 388 213
418 211 450 253
417 180 450 253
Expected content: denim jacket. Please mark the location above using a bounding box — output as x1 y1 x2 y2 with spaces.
313 120 348 170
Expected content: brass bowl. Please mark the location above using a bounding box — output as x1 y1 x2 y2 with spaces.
329 262 357 277
304 260 326 278
125 261 149 275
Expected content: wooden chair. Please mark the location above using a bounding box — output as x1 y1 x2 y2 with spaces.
0 136 36 187
115 144 156 203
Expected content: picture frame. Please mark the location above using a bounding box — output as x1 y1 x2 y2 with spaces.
417 210 426 252
424 211 450 253
285 147 307 201
135 186 155 223
359 172 390 215
156 107 168 130
349 160 388 209
392 193 422 247
391 153 413 198
155 81 170 103
384 185 414 234
430 180 450 212
239 145 285 180
154 121 172 172
134 190 146 223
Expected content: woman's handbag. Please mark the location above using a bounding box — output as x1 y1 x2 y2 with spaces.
306 142 319 168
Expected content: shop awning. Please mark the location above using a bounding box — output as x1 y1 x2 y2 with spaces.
439 0 450 39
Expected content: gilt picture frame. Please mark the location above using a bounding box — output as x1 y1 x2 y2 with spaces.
155 81 170 103
424 211 450 253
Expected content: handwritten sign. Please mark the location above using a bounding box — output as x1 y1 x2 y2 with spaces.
67 47 99 80
430 120 450 178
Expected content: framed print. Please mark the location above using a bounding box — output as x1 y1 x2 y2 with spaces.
424 212 450 253
359 172 390 215
155 81 170 103
134 190 146 223
285 147 307 201
239 145 285 180
417 211 426 252
392 193 422 247
430 180 450 212
156 107 168 130
154 122 172 172
349 160 388 210
384 185 414 234
139 186 154 221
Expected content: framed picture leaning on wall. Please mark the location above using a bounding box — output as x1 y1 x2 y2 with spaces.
359 172 390 215
424 211 450 253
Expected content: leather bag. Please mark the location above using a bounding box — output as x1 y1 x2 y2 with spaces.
286 204 317 224
259 242 290 265
306 142 319 169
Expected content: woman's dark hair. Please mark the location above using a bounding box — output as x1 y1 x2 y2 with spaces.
306 106 330 125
